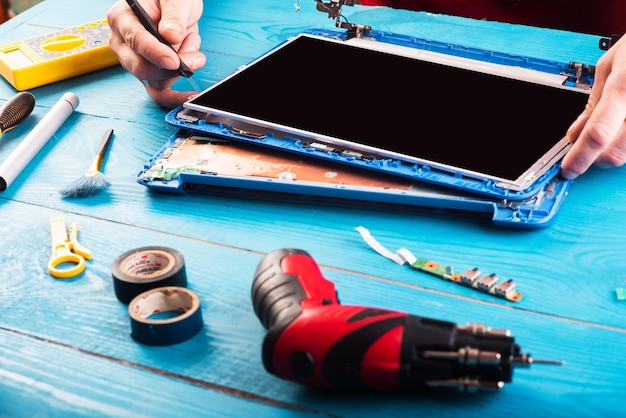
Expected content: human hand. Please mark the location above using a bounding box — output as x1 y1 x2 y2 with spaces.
561 36 626 179
107 0 206 108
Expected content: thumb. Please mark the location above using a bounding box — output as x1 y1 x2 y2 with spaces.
158 0 199 46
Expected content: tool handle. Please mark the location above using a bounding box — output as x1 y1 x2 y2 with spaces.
252 248 338 330
68 222 92 260
0 92 78 191
85 128 114 175
252 248 338 374
252 249 410 389
0 91 36 134
95 128 114 159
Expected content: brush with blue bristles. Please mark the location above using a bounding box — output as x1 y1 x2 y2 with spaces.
59 128 114 198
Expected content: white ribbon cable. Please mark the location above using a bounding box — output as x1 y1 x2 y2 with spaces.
355 226 406 265
396 248 417 265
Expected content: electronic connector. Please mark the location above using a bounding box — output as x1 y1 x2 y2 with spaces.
356 226 523 302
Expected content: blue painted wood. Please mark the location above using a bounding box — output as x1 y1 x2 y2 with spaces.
1 0 625 416
0 329 318 417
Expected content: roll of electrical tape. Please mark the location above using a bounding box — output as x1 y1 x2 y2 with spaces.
111 246 187 304
128 286 203 345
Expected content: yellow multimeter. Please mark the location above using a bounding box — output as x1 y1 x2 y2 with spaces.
0 19 120 91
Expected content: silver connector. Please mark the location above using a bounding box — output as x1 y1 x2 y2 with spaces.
458 322 511 338
476 273 499 291
460 268 481 285
494 279 518 299
423 346 502 366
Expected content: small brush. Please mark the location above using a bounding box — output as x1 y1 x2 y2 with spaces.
59 128 114 198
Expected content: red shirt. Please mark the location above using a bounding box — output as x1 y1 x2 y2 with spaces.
358 0 625 36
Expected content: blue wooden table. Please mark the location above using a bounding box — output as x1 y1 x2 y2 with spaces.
0 1 624 416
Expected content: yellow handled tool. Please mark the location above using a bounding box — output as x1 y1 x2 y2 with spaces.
48 216 92 278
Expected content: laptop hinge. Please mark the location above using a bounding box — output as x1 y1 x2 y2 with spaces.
297 0 372 38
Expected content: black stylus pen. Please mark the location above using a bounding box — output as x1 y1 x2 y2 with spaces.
125 0 195 79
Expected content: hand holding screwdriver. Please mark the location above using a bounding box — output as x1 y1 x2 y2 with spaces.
106 0 205 108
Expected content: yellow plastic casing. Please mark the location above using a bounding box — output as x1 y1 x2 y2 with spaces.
0 19 119 91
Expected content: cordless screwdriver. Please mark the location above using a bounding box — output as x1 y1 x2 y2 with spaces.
251 248 562 391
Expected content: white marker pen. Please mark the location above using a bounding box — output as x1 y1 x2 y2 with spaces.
0 92 79 191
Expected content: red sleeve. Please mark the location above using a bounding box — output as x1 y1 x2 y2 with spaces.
357 0 625 36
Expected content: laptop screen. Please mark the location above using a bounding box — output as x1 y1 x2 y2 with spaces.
186 33 589 189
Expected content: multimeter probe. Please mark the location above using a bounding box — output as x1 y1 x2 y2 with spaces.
252 248 562 391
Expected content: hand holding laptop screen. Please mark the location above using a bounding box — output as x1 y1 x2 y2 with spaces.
106 0 626 179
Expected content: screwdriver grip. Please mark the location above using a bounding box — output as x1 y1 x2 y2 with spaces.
252 248 338 330
252 248 338 374
0 91 36 135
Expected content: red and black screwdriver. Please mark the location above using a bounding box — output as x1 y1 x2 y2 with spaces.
252 248 562 391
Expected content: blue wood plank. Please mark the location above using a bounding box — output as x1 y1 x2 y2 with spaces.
0 330 319 417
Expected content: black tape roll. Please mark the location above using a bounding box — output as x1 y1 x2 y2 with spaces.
111 246 187 304
129 286 203 346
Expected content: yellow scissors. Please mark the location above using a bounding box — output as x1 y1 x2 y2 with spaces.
48 216 92 278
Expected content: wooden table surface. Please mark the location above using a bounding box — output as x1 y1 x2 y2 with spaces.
0 1 625 416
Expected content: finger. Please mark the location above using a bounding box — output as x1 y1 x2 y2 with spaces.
144 84 197 108
595 121 626 168
177 25 201 54
112 35 180 82
139 75 175 90
561 62 626 178
177 31 206 71
566 50 613 143
109 2 181 73
561 95 626 178
121 6 181 71
158 0 203 46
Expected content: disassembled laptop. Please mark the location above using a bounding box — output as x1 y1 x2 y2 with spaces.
137 0 611 228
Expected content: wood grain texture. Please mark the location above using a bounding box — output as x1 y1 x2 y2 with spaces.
1 0 625 416
0 330 322 417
